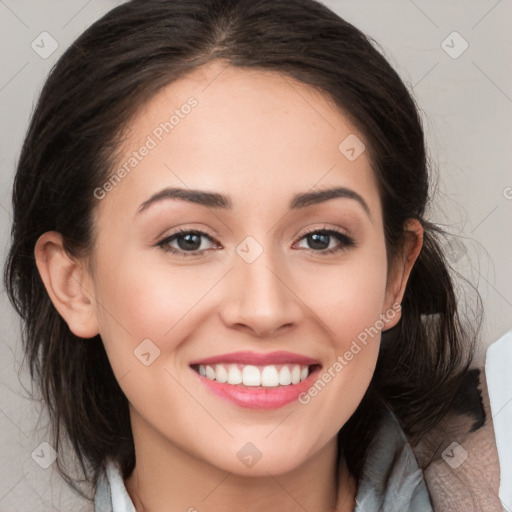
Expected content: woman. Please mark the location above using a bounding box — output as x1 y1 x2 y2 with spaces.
4 0 498 510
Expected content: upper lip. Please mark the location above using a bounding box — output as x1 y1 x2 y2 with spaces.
189 351 321 367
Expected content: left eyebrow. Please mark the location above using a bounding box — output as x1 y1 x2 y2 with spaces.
289 186 372 219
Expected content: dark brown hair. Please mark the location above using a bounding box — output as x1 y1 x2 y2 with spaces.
4 0 480 499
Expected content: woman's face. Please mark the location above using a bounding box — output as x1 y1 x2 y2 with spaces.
82 61 408 475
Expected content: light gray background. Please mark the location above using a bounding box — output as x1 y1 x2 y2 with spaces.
1 0 511 510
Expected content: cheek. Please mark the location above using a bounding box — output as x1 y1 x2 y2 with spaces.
91 250 227 378
292 244 389 433
297 245 389 345
90 257 205 416
90 254 180 380
94 248 210 335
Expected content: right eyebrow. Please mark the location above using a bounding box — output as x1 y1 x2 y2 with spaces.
137 187 232 214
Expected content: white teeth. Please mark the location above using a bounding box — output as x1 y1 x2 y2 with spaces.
205 365 215 380
291 365 301 385
278 365 292 385
215 364 228 383
261 365 279 387
242 365 261 386
196 363 312 387
227 364 242 385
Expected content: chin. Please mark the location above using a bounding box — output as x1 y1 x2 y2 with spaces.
199 435 319 477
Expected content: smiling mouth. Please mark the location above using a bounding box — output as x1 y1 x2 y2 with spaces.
190 363 321 388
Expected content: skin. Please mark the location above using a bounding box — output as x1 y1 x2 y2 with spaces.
35 60 423 511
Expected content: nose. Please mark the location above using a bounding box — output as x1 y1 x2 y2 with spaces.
219 245 304 338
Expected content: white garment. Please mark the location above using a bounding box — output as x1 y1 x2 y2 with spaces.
485 328 512 511
95 459 135 512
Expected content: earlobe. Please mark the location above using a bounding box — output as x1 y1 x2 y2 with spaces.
382 219 424 329
34 231 99 339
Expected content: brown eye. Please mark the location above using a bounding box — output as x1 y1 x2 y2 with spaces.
157 229 219 256
295 229 355 254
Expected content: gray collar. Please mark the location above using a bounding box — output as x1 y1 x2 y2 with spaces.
354 405 433 511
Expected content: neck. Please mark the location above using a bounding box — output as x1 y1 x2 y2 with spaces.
124 413 356 512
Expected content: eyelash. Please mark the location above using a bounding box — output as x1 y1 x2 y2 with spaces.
156 226 356 257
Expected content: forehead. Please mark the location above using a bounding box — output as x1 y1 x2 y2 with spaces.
96 61 381 221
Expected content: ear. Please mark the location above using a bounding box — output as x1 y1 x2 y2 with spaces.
34 231 99 338
382 219 424 329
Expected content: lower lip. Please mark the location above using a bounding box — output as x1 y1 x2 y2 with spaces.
192 367 320 410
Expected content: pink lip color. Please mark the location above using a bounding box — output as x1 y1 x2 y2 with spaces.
189 350 320 366
191 365 321 410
